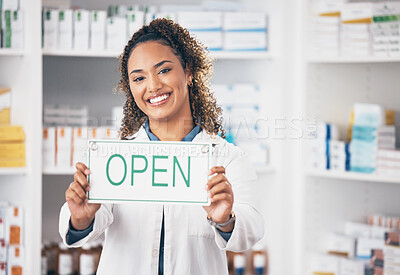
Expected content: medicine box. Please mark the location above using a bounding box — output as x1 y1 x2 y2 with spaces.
43 9 58 49
58 9 73 50
73 10 89 50
90 10 106 50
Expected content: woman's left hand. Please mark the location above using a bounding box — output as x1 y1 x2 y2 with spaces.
203 166 235 232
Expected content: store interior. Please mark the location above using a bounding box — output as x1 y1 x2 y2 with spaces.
1 0 400 274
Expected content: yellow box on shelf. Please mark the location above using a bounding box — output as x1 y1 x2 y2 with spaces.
0 87 11 125
0 159 25 167
0 126 25 142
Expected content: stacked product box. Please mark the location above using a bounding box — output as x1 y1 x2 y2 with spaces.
1 8 23 49
349 103 385 173
43 126 118 171
383 232 400 274
0 202 24 275
212 83 268 167
0 87 10 125
43 104 88 127
308 122 339 170
309 219 394 275
376 148 400 177
341 2 373 56
222 12 268 51
371 2 400 57
0 126 25 168
177 12 223 51
309 1 343 56
328 140 350 171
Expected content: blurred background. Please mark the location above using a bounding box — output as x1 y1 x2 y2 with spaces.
1 0 400 274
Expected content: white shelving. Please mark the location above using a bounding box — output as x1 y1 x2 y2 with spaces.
0 49 25 56
306 169 400 184
43 49 274 60
307 55 400 64
0 168 28 175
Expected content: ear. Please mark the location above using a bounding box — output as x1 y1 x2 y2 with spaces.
185 67 193 85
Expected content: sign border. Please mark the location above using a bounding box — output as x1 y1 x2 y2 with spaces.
87 140 211 204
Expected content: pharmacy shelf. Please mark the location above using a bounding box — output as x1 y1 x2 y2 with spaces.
43 168 75 175
307 55 400 64
0 167 28 175
305 169 400 184
0 49 25 56
42 49 274 60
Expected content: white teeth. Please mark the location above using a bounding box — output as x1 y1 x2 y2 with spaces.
149 94 169 104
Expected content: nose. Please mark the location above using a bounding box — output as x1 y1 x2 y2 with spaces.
147 73 163 93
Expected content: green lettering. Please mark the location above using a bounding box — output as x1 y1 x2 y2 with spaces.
106 154 127 186
152 155 168 187
131 155 148 186
173 156 190 187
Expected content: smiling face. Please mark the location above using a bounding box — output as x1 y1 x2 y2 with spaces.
127 41 193 125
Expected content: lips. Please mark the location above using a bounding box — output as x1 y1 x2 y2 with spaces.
146 92 171 106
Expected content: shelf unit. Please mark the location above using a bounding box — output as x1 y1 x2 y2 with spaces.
306 169 400 185
43 49 275 60
307 55 400 64
0 168 28 175
292 1 400 274
0 49 25 56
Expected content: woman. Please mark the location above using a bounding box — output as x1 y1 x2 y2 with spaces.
59 18 264 275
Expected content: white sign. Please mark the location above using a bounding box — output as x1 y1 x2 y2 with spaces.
87 140 211 205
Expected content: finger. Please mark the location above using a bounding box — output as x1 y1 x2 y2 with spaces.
208 166 225 176
206 174 227 190
74 171 90 191
209 181 232 198
70 181 87 202
210 193 233 204
76 162 90 176
66 188 85 205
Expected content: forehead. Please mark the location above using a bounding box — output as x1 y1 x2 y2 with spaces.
128 41 179 69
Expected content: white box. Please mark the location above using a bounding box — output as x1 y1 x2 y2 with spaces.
309 254 339 274
43 127 56 170
223 12 267 31
223 31 267 51
90 10 106 50
232 84 260 105
44 104 69 116
126 11 144 38
98 126 119 140
43 9 58 49
191 31 222 51
177 12 222 31
155 12 176 22
341 3 373 23
4 10 24 49
106 17 127 51
339 258 365 275
0 240 5 263
344 222 371 238
7 245 23 275
2 206 23 246
56 127 72 168
1 0 19 10
73 10 89 50
44 115 67 126
72 127 88 166
356 237 384 258
0 262 5 275
58 9 73 50
326 233 356 258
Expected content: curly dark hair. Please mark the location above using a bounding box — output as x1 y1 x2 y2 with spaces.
117 18 225 139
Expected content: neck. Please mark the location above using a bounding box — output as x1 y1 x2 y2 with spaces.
148 115 195 141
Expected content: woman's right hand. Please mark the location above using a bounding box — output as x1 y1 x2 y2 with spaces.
65 162 101 230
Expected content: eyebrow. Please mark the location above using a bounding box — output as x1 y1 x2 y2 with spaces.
129 60 173 75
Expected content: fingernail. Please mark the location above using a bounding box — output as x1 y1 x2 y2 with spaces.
208 193 211 198
208 170 212 176
204 184 208 190
85 169 90 175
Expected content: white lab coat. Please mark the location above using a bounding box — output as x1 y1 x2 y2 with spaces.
59 126 264 275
